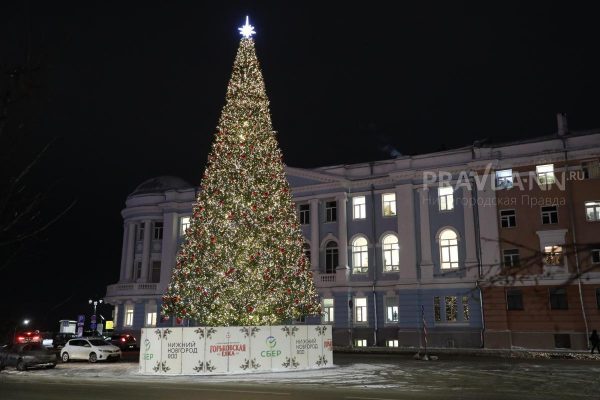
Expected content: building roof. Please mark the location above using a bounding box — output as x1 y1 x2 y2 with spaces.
130 176 192 196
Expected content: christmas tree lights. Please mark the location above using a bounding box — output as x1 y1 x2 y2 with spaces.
161 19 321 326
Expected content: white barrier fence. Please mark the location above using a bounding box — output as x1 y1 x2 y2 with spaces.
139 325 333 375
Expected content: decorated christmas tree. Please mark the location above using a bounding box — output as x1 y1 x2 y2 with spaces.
161 18 321 326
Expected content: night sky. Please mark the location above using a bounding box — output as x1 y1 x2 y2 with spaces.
1 1 599 336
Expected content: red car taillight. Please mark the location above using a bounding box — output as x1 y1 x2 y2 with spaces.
17 336 25 343
121 338 126 342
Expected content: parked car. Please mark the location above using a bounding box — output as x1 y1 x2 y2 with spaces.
0 343 57 371
13 330 42 344
110 333 137 350
53 332 77 349
61 338 121 363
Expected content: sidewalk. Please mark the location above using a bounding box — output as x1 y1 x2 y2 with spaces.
333 346 600 360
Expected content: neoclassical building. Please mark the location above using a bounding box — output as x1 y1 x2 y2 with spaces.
105 121 600 349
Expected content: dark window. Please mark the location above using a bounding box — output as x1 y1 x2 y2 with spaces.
596 288 600 309
151 261 161 283
153 222 163 240
325 241 338 274
592 250 600 264
549 288 568 310
503 249 520 268
433 296 441 322
506 289 524 310
325 201 337 222
500 210 516 228
541 206 558 224
135 261 142 280
554 334 571 349
137 224 145 241
299 204 310 225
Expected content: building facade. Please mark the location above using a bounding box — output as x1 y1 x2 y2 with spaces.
105 118 600 350
481 122 600 350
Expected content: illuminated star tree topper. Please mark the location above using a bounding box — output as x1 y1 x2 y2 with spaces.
238 16 256 38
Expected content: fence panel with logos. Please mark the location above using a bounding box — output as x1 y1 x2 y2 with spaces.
140 325 333 375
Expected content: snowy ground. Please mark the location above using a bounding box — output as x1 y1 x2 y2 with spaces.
2 353 600 398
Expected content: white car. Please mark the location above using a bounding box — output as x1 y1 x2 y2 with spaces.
61 338 122 363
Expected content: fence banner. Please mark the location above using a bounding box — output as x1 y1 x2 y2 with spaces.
140 325 333 375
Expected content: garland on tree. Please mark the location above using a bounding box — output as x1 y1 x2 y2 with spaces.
161 27 321 326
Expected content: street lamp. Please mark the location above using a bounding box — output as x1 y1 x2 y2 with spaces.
89 299 103 333
13 319 31 343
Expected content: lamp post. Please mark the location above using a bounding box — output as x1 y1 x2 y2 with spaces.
13 319 30 343
89 299 103 333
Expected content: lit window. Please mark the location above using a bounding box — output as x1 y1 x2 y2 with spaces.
353 196 366 219
438 186 454 211
500 209 516 228
325 241 338 274
136 223 145 241
503 249 520 268
146 312 157 327
124 305 134 327
322 298 334 323
355 339 367 347
382 234 400 272
445 296 457 322
180 217 190 236
325 201 337 222
585 201 600 221
386 340 399 348
382 193 396 216
536 164 555 185
434 297 441 322
495 169 513 189
385 297 399 323
299 204 310 225
354 297 367 323
462 296 470 321
549 288 568 310
153 222 163 240
544 245 563 266
352 237 368 273
506 289 524 310
592 249 600 264
541 206 558 224
439 229 459 269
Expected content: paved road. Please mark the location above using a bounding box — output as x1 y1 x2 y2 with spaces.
1 352 599 399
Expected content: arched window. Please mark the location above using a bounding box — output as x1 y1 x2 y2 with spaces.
352 237 369 273
325 241 338 274
302 243 311 261
439 229 459 269
382 234 400 272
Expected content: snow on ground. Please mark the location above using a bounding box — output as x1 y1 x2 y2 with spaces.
2 354 600 396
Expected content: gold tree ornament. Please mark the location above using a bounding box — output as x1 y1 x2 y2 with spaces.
162 20 321 326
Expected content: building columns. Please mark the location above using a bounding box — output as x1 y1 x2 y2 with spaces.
336 193 348 269
396 184 417 280
417 188 433 281
141 219 152 282
159 213 178 292
124 221 136 282
309 199 319 271
119 223 129 281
